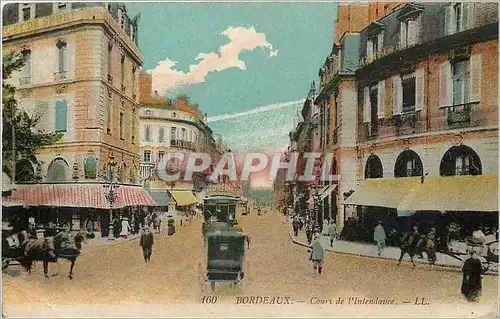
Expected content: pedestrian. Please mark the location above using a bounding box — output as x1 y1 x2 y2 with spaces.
426 226 438 265
397 226 419 268
373 220 386 257
140 226 154 263
292 218 300 237
461 248 483 302
113 218 121 238
328 220 337 247
306 223 313 244
120 217 131 239
322 218 329 236
309 235 325 274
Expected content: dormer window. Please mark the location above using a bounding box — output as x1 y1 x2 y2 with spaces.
445 3 472 35
20 3 34 22
365 22 385 61
398 4 423 49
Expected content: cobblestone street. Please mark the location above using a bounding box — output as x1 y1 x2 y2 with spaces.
2 211 498 317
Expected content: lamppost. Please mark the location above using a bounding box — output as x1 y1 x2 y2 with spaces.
103 163 119 240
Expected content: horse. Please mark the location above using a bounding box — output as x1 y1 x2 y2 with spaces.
19 230 85 279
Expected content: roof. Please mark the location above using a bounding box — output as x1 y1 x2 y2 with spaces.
169 190 199 206
13 183 158 209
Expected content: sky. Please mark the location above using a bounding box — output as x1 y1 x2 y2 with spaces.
127 2 338 154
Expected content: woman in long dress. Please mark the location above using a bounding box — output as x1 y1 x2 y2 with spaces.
120 218 131 239
322 218 330 236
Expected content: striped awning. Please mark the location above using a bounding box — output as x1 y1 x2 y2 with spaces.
13 183 157 209
169 190 199 206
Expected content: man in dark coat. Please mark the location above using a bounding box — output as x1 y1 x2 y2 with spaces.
397 226 420 268
113 218 121 238
306 223 313 244
461 249 483 302
140 227 154 263
292 218 300 237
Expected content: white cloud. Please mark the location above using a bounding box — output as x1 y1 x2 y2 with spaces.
207 99 304 123
149 26 278 95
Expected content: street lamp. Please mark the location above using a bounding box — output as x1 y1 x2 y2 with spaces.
103 180 120 240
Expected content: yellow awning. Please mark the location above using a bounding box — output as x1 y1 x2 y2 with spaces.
344 177 422 208
399 175 498 212
170 191 199 206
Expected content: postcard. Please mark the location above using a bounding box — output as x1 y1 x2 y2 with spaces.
1 1 498 318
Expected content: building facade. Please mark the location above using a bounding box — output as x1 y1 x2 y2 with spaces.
3 2 143 185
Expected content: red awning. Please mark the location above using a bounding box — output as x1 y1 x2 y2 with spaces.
14 183 157 209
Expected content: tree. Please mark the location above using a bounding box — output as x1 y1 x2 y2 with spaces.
2 51 62 181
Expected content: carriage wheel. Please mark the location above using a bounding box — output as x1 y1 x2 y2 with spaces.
2 258 9 270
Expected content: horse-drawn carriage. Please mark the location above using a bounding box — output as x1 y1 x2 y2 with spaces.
448 234 499 272
199 222 249 291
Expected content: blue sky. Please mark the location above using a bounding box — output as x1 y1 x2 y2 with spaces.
127 3 337 152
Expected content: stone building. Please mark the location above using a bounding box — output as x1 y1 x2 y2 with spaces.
2 3 156 234
138 73 218 192
302 2 498 236
3 2 142 184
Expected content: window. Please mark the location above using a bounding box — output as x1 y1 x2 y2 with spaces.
21 4 33 22
365 155 383 179
181 128 186 140
400 18 419 48
107 42 113 77
144 124 151 141
56 2 67 10
106 94 112 134
20 49 31 85
158 151 165 162
55 99 68 132
118 8 123 27
171 127 177 140
84 155 97 179
440 145 482 176
369 85 378 127
46 158 69 182
454 3 463 33
143 150 151 163
132 65 136 96
120 54 125 87
394 150 423 177
402 73 416 111
366 32 383 61
452 59 470 106
56 41 67 76
130 117 135 144
172 112 177 118
119 112 124 139
159 127 165 142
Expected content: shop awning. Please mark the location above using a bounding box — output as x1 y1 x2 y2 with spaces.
399 175 498 212
13 183 157 209
344 177 422 208
319 184 338 200
148 189 172 206
2 198 24 207
169 190 199 206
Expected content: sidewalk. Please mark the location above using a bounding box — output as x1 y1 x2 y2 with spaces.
289 229 498 275
80 214 187 253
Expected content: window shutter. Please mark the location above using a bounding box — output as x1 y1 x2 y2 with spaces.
55 99 68 132
444 5 454 35
469 54 482 102
367 40 373 60
377 32 383 53
462 3 469 31
400 22 407 48
467 3 475 30
377 80 385 119
363 86 371 123
415 68 425 111
407 20 416 46
439 61 452 107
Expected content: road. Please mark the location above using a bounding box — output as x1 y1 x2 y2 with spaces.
2 211 498 317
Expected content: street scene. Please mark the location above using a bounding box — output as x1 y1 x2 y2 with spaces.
2 2 499 318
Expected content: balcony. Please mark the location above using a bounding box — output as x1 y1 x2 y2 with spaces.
445 102 475 128
54 71 67 81
393 110 420 129
170 139 196 150
19 76 31 85
140 162 155 180
364 122 378 140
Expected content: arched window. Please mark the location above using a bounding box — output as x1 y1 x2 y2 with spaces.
440 145 482 176
394 150 423 178
84 155 97 179
46 158 69 182
365 154 383 179
181 128 186 140
15 160 34 182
